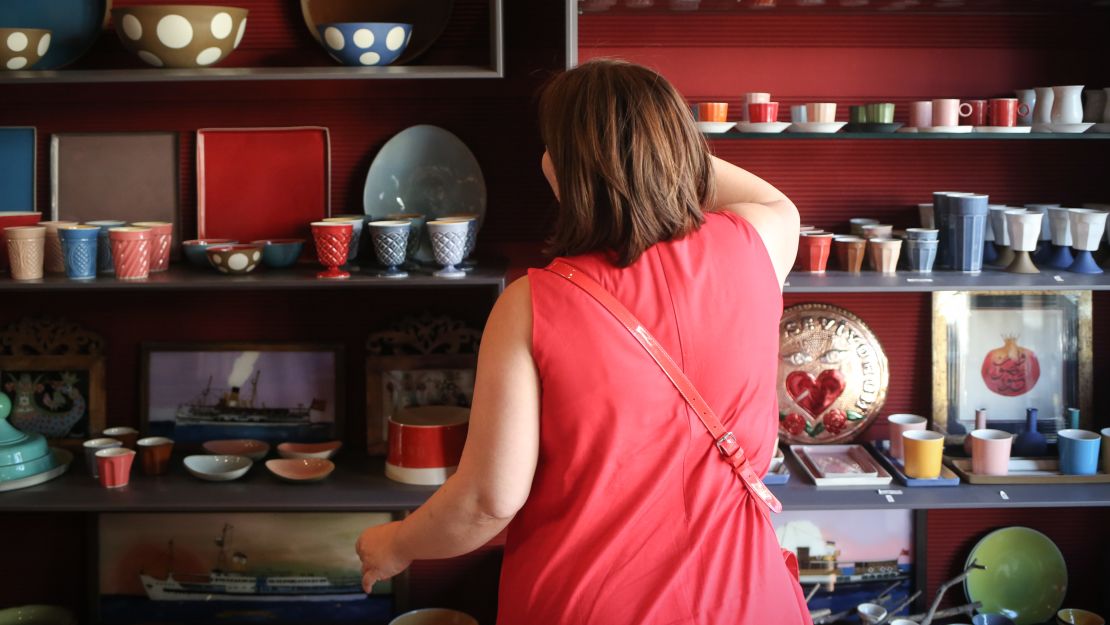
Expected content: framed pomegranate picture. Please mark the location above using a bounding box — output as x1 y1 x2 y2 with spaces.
932 291 1092 442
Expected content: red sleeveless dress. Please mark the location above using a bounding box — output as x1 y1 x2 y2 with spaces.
499 212 811 624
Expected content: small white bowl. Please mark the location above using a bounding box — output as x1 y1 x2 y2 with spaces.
184 454 252 481
276 440 342 460
202 439 269 461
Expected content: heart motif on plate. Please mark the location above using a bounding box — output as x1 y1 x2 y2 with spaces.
785 369 846 419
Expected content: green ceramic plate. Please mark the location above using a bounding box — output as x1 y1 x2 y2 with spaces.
965 526 1067 625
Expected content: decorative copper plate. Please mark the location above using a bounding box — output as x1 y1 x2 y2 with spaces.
778 303 888 444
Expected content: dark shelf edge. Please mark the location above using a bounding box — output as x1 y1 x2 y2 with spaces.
783 268 1110 292
705 132 1110 140
0 65 503 85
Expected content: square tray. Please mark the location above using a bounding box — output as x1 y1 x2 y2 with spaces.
0 127 36 212
868 441 960 487
944 456 1110 484
789 444 892 487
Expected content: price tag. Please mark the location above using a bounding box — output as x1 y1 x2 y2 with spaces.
885 494 896 503
877 489 903 495
999 490 1010 500
1053 275 1065 282
906 278 934 283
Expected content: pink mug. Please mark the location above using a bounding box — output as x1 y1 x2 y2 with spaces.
932 99 973 127
748 101 779 123
970 429 1012 476
987 98 1030 127
909 101 932 128
960 99 987 126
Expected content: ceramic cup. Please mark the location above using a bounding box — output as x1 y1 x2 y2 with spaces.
131 221 173 272
383 212 427 267
961 99 988 126
1046 207 1075 270
426 219 469 279
385 406 469 486
974 615 1016 625
1058 429 1101 475
806 102 836 123
742 92 770 121
904 238 938 273
1067 208 1109 274
0 211 42 272
905 228 938 240
971 429 1013 476
790 105 807 123
102 426 139 449
918 203 935 229
388 608 479 625
86 220 126 275
748 101 779 123
833 236 866 273
909 101 932 128
1016 88 1036 125
858 603 888 625
865 102 895 124
859 223 893 240
696 102 728 122
4 226 46 281
849 105 868 124
887 414 927 459
1051 85 1085 124
988 205 1015 267
868 237 902 274
323 215 365 264
108 227 152 280
96 447 136 488
1023 203 1057 242
1057 608 1105 625
1102 427 1110 473
798 232 833 272
1004 209 1043 273
367 220 411 279
311 221 353 279
849 218 879 236
440 213 480 270
58 225 99 279
934 191 973 269
903 430 944 479
137 436 174 476
932 99 973 127
40 220 77 273
1083 89 1108 123
988 98 1029 127
83 437 122 478
948 193 989 273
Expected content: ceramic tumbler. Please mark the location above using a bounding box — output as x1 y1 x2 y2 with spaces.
1083 89 1107 123
961 99 988 126
4 226 46 280
102 426 139 449
1015 88 1036 125
932 99 972 127
849 105 868 124
1051 85 1084 124
40 220 77 273
426 219 469 279
905 228 938 240
948 193 989 273
367 220 411 279
96 447 135 488
909 101 932 128
859 223 893 240
58 225 99 279
833 236 866 273
1033 86 1055 124
385 406 469 486
324 216 365 264
988 98 1028 127
696 102 728 122
1004 209 1043 273
798 233 833 272
971 429 1013 476
887 414 927 459
311 221 353 279
741 92 770 121
748 102 779 123
108 227 152 280
917 203 935 229
790 105 807 123
83 437 122 478
902 430 944 479
137 436 174 476
849 218 879 236
1067 208 1109 274
988 205 1015 267
905 238 938 273
868 238 902 274
1046 207 1075 270
806 102 836 123
86 220 126 275
441 213 481 269
131 221 173 272
1023 203 1057 242
1101 427 1110 472
1058 429 1101 475
384 212 427 266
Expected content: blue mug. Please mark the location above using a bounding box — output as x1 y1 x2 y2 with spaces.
85 220 126 275
1058 429 1101 475
58 225 100 279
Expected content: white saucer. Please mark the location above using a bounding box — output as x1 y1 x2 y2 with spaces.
696 121 736 134
0 448 73 492
896 127 919 133
786 121 847 133
917 126 974 133
734 121 791 134
1092 123 1110 133
973 126 1033 133
1036 122 1095 133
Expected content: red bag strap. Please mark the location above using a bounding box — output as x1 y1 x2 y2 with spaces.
544 259 782 515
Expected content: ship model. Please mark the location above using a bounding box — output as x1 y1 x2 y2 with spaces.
798 541 908 591
139 524 364 602
176 371 322 427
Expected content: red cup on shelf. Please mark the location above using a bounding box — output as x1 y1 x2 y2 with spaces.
960 99 987 126
695 102 728 122
987 98 1029 127
108 227 153 280
385 406 469 486
310 221 352 279
748 101 780 123
95 447 136 488
798 232 833 273
132 221 174 272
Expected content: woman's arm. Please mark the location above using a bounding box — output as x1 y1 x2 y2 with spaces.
356 278 540 591
709 154 800 286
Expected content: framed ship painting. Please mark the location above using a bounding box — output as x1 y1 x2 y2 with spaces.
97 512 395 624
140 343 345 447
932 291 1092 442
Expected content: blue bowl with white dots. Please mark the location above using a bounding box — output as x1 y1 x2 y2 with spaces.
317 22 412 67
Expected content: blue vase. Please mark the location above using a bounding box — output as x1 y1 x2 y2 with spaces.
1013 407 1047 457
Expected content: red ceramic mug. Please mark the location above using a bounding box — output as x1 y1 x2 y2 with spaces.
748 102 780 123
960 99 987 126
385 406 469 486
798 232 833 273
96 447 136 488
988 98 1030 127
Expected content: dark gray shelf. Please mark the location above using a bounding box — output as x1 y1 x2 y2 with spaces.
0 263 506 292
783 268 1110 292
705 131 1110 140
0 65 502 84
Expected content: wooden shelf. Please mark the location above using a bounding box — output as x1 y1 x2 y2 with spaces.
783 268 1110 292
0 65 503 84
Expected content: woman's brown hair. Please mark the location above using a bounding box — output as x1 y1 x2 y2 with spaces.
538 58 714 267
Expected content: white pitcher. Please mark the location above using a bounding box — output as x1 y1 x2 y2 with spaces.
1051 85 1084 124
1083 89 1107 123
1033 87 1054 124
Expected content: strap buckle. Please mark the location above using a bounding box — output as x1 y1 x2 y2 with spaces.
716 432 739 457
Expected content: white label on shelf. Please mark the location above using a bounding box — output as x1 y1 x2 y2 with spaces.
999 490 1010 500
877 489 903 495
885 494 896 503
1053 275 1065 282
906 278 933 283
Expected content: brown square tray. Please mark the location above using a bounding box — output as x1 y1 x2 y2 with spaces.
944 456 1110 484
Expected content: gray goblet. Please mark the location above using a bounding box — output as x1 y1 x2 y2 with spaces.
385 212 427 269
426 219 468 279
367 220 411 279
441 214 480 271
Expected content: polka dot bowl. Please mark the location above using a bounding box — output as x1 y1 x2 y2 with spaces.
205 244 262 275
0 28 52 71
111 5 248 69
316 22 412 67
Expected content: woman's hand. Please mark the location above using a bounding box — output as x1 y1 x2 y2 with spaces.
356 521 411 593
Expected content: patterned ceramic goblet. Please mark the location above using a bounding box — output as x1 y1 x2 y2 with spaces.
1004 209 1042 274
311 221 352 279
426 219 469 279
323 215 364 266
441 214 480 270
367 220 411 279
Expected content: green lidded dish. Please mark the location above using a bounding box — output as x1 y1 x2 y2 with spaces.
0 391 57 481
965 526 1067 625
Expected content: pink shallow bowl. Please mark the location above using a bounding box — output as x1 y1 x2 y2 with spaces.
276 440 342 460
265 458 334 483
201 439 269 461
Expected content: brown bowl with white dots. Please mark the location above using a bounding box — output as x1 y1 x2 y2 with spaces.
111 5 248 69
206 244 262 275
1 28 52 71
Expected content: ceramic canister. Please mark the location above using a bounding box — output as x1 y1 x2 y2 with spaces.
131 221 173 272
108 227 152 280
40 220 77 273
385 406 469 486
86 220 126 275
4 226 46 281
58 225 99 279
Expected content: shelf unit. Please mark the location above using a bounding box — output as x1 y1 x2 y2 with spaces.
705 132 1110 140
782 268 1110 292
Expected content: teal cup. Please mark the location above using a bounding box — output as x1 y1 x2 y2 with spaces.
85 220 126 275
58 225 99 279
1058 429 1101 475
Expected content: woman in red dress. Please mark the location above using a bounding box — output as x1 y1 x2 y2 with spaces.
357 58 810 624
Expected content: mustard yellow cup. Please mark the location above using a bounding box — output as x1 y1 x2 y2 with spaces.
902 430 944 479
